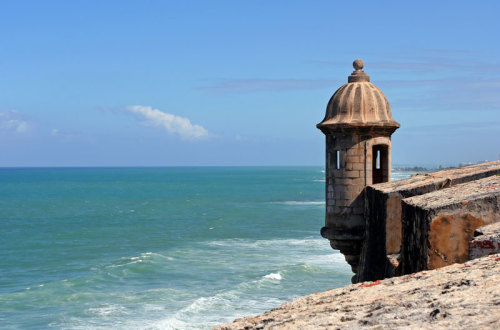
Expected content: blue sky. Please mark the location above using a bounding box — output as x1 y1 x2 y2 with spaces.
0 0 499 167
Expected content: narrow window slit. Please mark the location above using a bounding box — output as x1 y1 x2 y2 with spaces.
372 145 389 184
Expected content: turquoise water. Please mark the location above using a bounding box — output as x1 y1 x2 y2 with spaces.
0 167 410 329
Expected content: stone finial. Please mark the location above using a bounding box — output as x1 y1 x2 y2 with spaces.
348 59 369 83
353 59 364 71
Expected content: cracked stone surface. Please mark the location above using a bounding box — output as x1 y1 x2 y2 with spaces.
214 254 500 329
470 222 500 259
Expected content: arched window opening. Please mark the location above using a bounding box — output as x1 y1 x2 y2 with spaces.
372 145 389 184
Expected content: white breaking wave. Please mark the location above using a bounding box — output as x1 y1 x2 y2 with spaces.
263 272 282 281
155 272 287 328
87 304 129 317
106 252 174 268
156 292 247 329
391 171 416 181
205 237 326 249
271 201 325 206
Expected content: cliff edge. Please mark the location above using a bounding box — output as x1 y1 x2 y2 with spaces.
215 254 500 329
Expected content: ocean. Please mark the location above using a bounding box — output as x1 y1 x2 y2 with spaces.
0 167 413 329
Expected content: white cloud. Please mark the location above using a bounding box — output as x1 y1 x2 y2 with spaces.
0 110 30 133
51 128 79 138
235 134 249 141
126 105 209 140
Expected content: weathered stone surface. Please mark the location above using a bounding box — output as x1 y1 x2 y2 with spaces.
469 221 500 259
401 175 500 274
215 254 500 329
358 161 500 282
316 60 399 133
317 60 399 278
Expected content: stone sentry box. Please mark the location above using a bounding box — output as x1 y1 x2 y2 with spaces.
317 59 400 281
317 60 500 283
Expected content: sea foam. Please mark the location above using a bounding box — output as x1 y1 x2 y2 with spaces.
263 272 282 281
273 201 325 205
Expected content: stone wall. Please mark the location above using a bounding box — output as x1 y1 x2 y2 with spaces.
322 134 367 275
321 133 392 279
357 161 500 282
401 175 500 274
469 222 500 259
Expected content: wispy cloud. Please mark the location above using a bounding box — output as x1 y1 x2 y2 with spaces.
399 121 500 139
312 58 500 75
198 79 339 93
404 121 500 132
398 46 478 56
0 110 31 133
126 105 209 140
382 76 500 112
51 128 81 138
373 60 500 75
310 47 500 74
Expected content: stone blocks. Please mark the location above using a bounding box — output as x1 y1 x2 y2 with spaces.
401 175 500 274
469 222 500 260
357 161 500 282
322 133 393 279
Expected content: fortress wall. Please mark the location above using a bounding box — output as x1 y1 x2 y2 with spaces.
469 222 500 259
357 161 500 282
401 175 500 275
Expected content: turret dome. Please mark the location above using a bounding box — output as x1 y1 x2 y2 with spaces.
317 59 400 134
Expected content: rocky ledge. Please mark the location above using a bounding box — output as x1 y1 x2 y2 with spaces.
215 254 500 329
